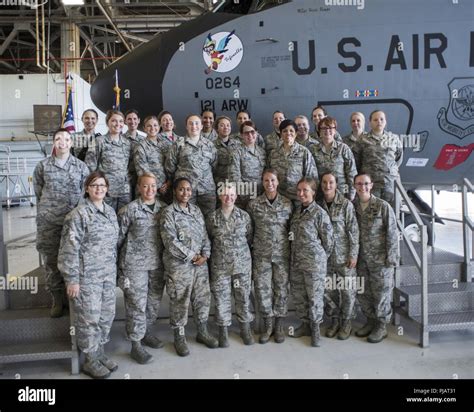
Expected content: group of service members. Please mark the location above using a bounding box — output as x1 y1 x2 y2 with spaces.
33 105 401 379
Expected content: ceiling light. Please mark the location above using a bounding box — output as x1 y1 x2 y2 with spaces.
61 0 85 5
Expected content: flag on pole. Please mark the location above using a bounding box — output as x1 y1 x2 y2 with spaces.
62 74 75 133
113 69 121 110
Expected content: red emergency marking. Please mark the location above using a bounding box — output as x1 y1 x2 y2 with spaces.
434 143 474 171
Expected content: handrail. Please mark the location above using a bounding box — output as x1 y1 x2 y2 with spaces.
394 178 428 347
462 178 473 282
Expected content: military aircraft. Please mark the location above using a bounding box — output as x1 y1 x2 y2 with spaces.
91 0 474 196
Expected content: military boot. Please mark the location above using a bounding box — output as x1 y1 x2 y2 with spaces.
97 345 118 372
325 318 340 338
239 322 255 345
142 332 164 349
291 321 311 338
130 341 153 364
273 317 285 344
367 321 388 343
196 322 219 348
259 317 273 344
174 327 190 357
83 351 111 379
310 322 321 347
337 320 352 340
50 290 64 318
218 326 229 348
355 318 376 338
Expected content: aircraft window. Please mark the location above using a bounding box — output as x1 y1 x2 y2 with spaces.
213 0 253 15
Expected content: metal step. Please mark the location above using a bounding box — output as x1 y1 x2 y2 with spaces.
398 262 463 286
0 308 70 344
0 341 73 363
395 282 474 317
6 267 51 310
410 311 474 332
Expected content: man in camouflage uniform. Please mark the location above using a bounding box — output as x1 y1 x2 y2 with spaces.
317 173 359 340
160 177 218 356
124 109 145 199
58 171 119 379
85 111 132 212
165 115 218 217
228 120 266 209
357 110 403 204
118 173 167 364
353 173 399 343
264 111 285 157
268 119 318 205
71 109 101 161
310 117 357 200
206 184 255 347
290 177 334 347
33 129 89 317
247 169 293 344
295 115 318 150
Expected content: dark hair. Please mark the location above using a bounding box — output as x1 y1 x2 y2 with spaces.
297 177 318 201
369 109 385 121
84 171 109 198
315 172 338 202
240 120 257 134
53 128 71 139
158 110 172 123
125 109 140 118
82 109 98 119
201 109 216 118
105 109 125 123
214 115 232 131
318 116 338 131
311 105 327 116
354 173 372 183
273 110 285 117
262 168 279 179
279 119 297 133
143 115 159 127
173 177 193 191
236 110 251 118
185 114 201 124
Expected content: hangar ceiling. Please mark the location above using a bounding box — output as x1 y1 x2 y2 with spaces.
0 0 211 81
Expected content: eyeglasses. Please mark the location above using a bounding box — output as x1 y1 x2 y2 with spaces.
319 127 335 132
355 182 372 187
89 184 107 189
243 130 256 135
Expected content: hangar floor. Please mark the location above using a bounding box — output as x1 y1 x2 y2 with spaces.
0 192 473 380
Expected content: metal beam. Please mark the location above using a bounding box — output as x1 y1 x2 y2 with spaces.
89 24 148 43
78 27 112 64
95 0 132 52
27 28 61 70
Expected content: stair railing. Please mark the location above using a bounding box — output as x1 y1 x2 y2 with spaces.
394 178 429 347
462 178 474 282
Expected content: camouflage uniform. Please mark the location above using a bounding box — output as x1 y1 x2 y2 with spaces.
157 132 181 204
117 198 167 342
213 137 240 187
268 142 318 203
358 131 403 203
71 130 101 161
202 129 218 142
58 199 119 354
296 135 318 151
264 131 281 157
247 193 293 318
85 133 132 212
124 131 145 198
310 130 343 143
165 136 217 216
206 207 254 326
317 191 359 321
134 137 168 188
290 201 334 324
230 132 265 150
160 201 212 329
354 194 399 323
342 133 362 171
228 144 266 209
310 140 357 199
33 154 89 293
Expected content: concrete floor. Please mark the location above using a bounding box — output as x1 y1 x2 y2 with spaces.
0 193 473 380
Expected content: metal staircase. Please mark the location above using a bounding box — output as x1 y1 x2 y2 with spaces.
393 178 474 347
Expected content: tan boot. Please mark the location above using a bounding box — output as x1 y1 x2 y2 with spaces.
174 327 190 357
239 322 255 345
367 321 388 343
273 317 285 343
50 290 64 318
196 322 218 348
259 317 273 344
355 319 376 338
337 320 352 340
83 350 111 379
325 318 340 338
